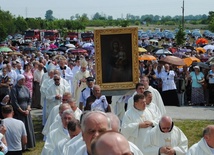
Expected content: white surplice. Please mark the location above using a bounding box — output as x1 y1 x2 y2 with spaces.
146 86 166 116
65 137 85 155
56 65 74 94
63 132 82 154
41 125 70 155
129 141 144 155
187 138 214 155
52 137 69 155
73 70 90 105
121 107 159 152
143 125 188 155
45 82 70 118
42 104 60 136
146 101 162 120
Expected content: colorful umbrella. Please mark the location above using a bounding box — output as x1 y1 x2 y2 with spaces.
138 47 147 53
154 49 172 55
67 48 87 54
183 57 200 66
138 54 156 61
65 43 75 48
159 56 185 66
7 52 23 56
0 46 13 52
196 38 208 45
196 47 206 53
203 44 214 51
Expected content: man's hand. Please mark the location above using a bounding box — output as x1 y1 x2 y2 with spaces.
0 125 6 135
159 147 169 154
139 121 153 128
166 147 176 155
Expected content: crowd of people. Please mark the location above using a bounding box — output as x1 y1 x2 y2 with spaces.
0 37 213 155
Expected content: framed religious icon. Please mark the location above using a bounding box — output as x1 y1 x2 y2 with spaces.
94 27 139 91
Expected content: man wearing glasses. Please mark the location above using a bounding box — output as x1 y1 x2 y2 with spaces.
45 74 71 119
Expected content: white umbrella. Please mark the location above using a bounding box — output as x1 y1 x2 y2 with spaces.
82 43 93 48
155 49 172 55
203 44 214 51
65 43 75 48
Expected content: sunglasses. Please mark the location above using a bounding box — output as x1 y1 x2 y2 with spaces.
54 79 60 81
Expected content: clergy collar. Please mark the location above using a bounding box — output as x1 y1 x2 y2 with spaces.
159 122 174 133
60 66 66 70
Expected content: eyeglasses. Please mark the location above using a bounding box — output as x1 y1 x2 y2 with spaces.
54 79 60 81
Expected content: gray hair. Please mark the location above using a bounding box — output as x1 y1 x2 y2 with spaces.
62 109 74 118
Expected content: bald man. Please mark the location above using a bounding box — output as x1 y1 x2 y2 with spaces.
91 131 133 155
143 116 188 155
187 125 214 155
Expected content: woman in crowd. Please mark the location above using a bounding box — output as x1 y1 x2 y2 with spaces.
0 95 10 119
143 63 157 88
189 66 205 106
0 67 11 101
10 74 36 150
23 63 33 97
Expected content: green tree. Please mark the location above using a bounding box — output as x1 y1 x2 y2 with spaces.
14 16 28 33
119 20 130 27
0 9 16 35
45 10 55 21
0 23 7 41
208 11 214 32
175 25 185 46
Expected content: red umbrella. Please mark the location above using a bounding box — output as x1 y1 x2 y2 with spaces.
196 38 208 45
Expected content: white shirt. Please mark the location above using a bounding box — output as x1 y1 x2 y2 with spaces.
160 70 177 91
33 69 44 85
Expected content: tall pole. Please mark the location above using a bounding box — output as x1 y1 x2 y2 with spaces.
182 0 184 29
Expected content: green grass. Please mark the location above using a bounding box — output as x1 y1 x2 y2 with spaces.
23 118 214 154
174 119 214 147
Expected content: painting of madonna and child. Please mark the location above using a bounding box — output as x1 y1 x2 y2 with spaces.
94 27 139 91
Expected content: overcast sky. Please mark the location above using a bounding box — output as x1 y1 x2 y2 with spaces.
0 0 213 19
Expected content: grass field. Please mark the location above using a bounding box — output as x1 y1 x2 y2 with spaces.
22 118 214 155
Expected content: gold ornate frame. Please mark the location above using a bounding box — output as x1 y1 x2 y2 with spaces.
94 27 139 91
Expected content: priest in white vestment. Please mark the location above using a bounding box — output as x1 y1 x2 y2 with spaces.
127 83 145 110
40 69 55 125
56 58 74 94
121 93 159 152
42 103 71 137
143 116 188 155
187 125 214 155
144 90 162 119
73 59 91 105
45 74 71 118
63 132 83 155
52 119 81 155
41 109 75 155
140 76 166 115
